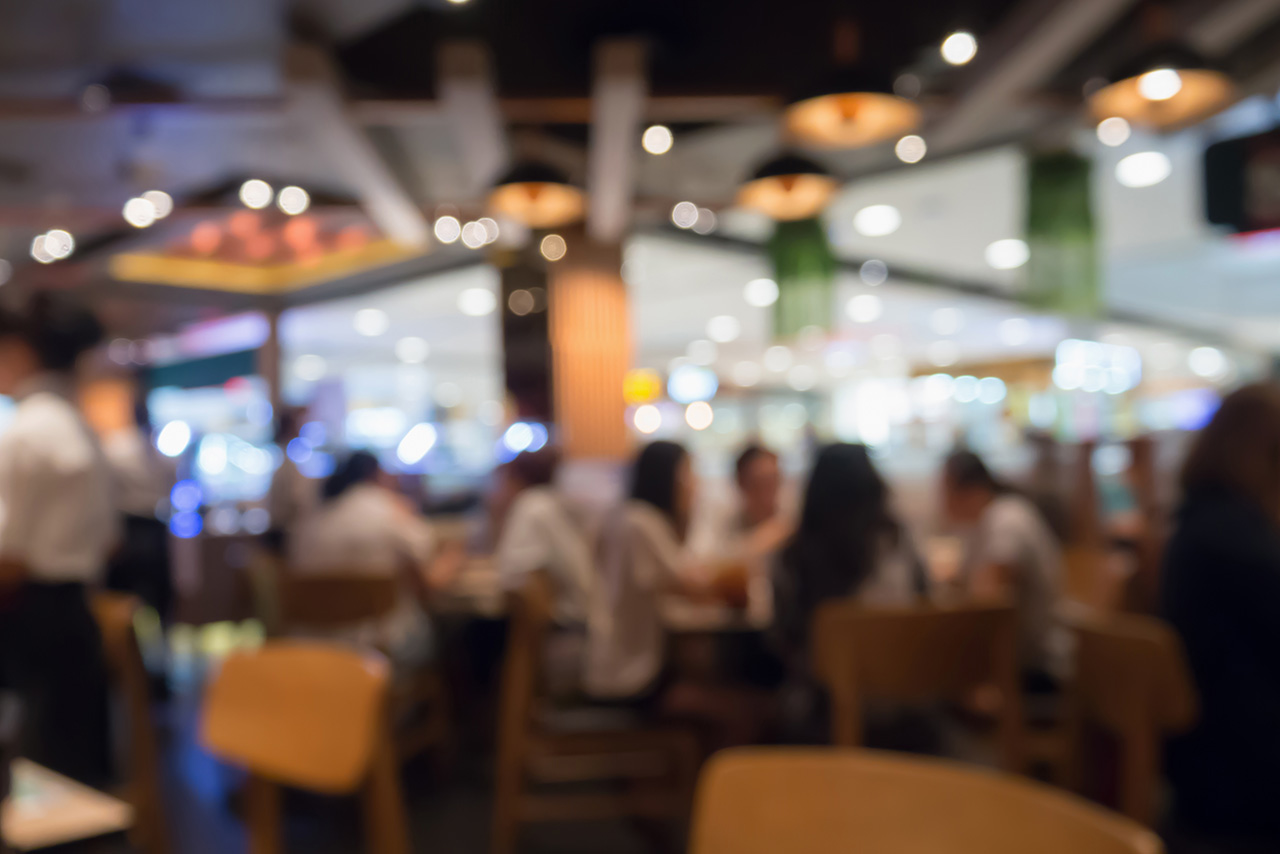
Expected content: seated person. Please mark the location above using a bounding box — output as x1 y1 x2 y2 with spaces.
584 441 764 745
941 449 1069 693
493 448 592 624
289 451 462 671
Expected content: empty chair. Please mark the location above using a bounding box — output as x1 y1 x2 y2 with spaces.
90 592 169 854
200 641 409 854
812 600 1022 770
1065 607 1198 825
689 748 1163 854
492 572 698 854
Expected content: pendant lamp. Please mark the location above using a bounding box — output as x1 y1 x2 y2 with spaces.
738 153 838 222
488 162 585 229
1088 43 1234 131
785 66 922 149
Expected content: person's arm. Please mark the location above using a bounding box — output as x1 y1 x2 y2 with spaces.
628 516 716 602
968 502 1026 602
494 493 555 585
0 435 34 587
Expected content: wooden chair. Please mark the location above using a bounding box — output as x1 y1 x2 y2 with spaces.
492 572 699 854
1063 607 1198 825
276 573 451 763
812 600 1023 770
689 747 1163 854
90 592 169 854
200 641 409 854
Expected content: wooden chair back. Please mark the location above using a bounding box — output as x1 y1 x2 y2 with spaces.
90 592 168 854
812 600 1022 769
200 641 407 854
689 748 1163 854
496 572 556 771
276 574 398 632
1065 608 1198 825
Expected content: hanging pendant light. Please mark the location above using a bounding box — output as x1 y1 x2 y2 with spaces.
1088 43 1235 131
488 162 585 229
738 153 838 221
785 67 922 149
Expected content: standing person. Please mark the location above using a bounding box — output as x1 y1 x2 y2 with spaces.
493 448 591 624
0 296 117 785
103 391 174 622
266 407 317 554
941 449 1069 693
1160 384 1280 850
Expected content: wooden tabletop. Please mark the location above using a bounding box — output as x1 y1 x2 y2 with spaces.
2 760 133 852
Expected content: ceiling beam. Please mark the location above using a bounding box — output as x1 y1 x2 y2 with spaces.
437 41 509 198
930 0 1141 152
587 39 648 243
1190 0 1280 55
287 46 431 250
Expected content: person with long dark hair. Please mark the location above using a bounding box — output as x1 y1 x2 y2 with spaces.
1161 384 1280 849
0 296 116 785
941 449 1067 692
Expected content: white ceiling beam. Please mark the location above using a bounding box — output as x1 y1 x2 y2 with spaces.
930 0 1141 152
437 41 509 198
287 46 430 250
1191 0 1280 55
588 39 647 244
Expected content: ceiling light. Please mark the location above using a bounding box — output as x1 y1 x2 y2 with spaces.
1088 44 1234 131
668 365 718 403
1115 151 1172 188
685 401 714 431
642 125 673 155
706 315 741 343
738 152 837 221
239 179 273 210
458 287 497 316
894 135 927 164
353 308 389 337
785 67 921 149
1138 68 1182 101
142 190 173 218
461 221 486 249
853 204 901 237
277 186 310 215
1188 346 1226 378
123 197 157 228
395 337 429 363
846 294 882 323
860 259 888 285
634 404 661 434
540 233 567 261
985 238 1030 270
941 31 978 66
489 161 584 229
434 216 461 244
744 278 779 307
671 201 699 228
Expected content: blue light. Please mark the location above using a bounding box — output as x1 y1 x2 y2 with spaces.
495 440 519 464
286 437 313 464
667 365 718 404
526 423 549 452
299 421 326 446
502 422 535 453
298 450 336 480
170 479 202 513
169 511 203 539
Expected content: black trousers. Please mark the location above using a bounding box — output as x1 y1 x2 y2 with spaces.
0 581 113 786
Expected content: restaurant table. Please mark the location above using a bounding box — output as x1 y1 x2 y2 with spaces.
1 760 133 852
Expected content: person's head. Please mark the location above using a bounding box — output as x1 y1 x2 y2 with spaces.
323 450 383 502
630 441 694 539
786 443 898 593
941 450 1003 524
735 444 781 526
0 295 103 394
508 447 560 491
1181 383 1280 519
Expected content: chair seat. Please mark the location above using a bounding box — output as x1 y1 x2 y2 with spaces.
533 702 647 734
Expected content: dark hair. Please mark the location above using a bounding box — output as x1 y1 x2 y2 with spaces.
735 443 777 484
323 451 381 501
943 449 1006 494
509 447 560 488
630 441 689 536
781 443 902 602
0 295 103 372
275 406 306 444
1181 383 1280 518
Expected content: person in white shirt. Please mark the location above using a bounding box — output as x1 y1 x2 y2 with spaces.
266 407 318 554
0 296 117 785
494 448 591 624
942 449 1070 691
289 451 462 672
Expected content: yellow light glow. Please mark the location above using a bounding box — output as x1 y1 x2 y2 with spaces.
489 182 584 229
1088 68 1233 130
624 369 663 406
737 173 838 221
784 91 920 149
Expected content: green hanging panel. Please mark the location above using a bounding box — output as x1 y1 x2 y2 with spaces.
768 217 837 339
1025 152 1100 317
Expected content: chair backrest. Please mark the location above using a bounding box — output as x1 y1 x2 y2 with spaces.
812 600 1022 767
200 641 391 794
496 573 555 759
276 574 398 632
1064 607 1198 824
90 592 168 854
689 748 1163 854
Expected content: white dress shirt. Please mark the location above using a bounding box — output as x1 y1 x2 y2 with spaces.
495 485 592 623
0 375 118 582
102 426 172 518
268 456 319 533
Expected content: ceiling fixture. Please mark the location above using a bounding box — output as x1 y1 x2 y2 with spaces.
894 135 927 164
1096 117 1131 147
1115 151 1172 188
642 125 673 155
1088 44 1235 131
738 152 838 221
239 179 273 210
277 186 310 216
489 162 584 229
941 31 978 66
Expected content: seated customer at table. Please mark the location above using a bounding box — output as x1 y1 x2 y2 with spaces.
773 443 927 674
1161 384 1280 848
584 441 763 743
941 449 1068 692
494 448 592 624
289 451 462 671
